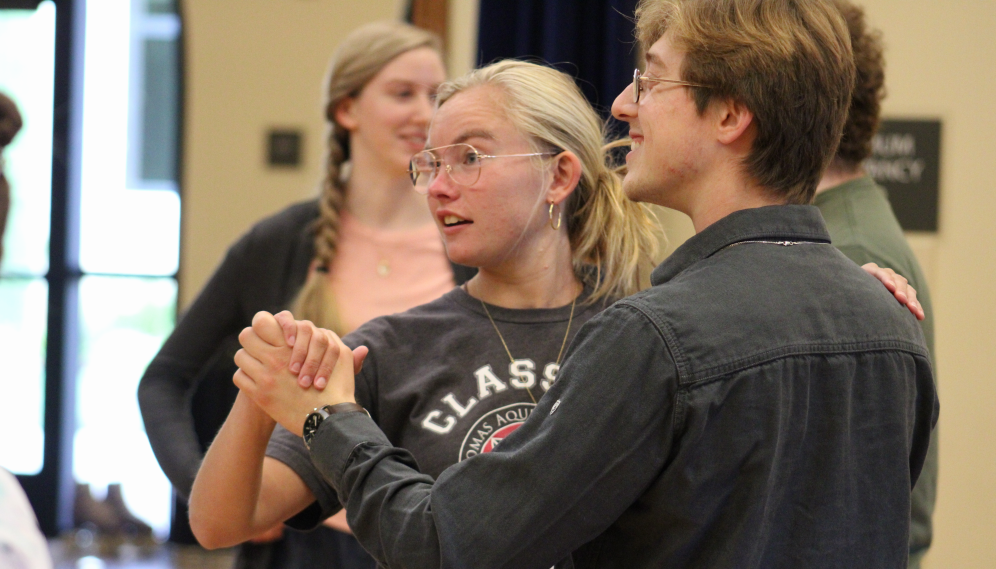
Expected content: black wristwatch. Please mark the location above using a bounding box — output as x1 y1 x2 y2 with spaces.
302 402 370 450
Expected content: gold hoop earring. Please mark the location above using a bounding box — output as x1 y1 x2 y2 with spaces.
548 202 562 230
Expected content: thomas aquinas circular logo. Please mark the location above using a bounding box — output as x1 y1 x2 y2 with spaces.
458 403 535 461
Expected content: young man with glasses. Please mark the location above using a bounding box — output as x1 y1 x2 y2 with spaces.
231 1 937 567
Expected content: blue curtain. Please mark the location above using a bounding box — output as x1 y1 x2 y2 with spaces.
477 0 639 124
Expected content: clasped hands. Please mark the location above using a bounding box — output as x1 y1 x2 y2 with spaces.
233 311 368 436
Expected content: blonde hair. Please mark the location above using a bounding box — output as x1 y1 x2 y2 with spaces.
436 60 661 302
291 21 442 332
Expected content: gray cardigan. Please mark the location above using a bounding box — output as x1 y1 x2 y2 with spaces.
138 200 474 499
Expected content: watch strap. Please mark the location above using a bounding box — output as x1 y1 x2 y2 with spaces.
323 402 368 416
303 403 368 450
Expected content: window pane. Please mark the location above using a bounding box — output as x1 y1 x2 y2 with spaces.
146 0 177 15
0 2 55 277
77 0 180 276
130 2 181 189
0 278 48 474
140 37 180 182
74 275 176 538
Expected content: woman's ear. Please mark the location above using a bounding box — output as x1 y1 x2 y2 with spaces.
334 97 359 132
546 151 583 205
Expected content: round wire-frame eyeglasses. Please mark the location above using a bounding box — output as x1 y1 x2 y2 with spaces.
632 68 709 104
408 143 560 193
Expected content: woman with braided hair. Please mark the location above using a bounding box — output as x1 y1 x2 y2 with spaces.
138 21 468 569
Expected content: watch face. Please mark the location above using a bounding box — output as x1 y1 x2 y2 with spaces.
303 412 323 448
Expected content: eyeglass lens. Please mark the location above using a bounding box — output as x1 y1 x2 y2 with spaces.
410 144 482 190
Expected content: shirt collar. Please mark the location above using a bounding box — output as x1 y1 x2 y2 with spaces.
812 174 878 206
651 205 831 286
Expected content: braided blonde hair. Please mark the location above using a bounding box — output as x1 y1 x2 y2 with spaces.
435 60 661 302
291 21 442 332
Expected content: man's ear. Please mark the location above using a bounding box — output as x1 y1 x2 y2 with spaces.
714 98 754 147
546 150 583 206
334 97 359 132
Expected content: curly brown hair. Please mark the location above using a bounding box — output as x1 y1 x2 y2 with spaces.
834 0 886 168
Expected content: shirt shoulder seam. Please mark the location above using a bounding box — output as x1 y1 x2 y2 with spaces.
613 298 689 383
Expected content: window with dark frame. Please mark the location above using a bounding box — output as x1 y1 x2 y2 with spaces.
0 0 183 538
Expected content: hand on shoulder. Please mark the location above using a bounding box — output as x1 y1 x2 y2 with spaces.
861 262 925 320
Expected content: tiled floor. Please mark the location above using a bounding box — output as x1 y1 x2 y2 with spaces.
49 533 235 569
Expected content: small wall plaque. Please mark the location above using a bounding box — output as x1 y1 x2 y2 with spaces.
863 119 941 232
267 129 302 167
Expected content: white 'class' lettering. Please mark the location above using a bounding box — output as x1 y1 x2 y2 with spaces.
441 392 478 417
421 361 560 434
474 365 509 399
421 410 456 434
541 363 559 391
508 359 536 389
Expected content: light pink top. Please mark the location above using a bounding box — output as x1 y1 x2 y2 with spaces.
327 212 454 332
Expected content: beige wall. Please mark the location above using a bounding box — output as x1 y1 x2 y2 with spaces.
858 2 996 567
180 1 994 565
447 0 480 76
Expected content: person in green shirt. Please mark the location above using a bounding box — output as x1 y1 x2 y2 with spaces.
815 3 937 567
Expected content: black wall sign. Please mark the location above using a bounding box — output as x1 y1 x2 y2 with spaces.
863 119 941 232
267 129 302 168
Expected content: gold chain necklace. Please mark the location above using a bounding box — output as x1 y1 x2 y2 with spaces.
471 283 577 404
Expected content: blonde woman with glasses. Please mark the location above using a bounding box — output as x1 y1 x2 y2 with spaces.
188 60 660 561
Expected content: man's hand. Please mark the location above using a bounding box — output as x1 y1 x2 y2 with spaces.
271 310 369 390
860 262 925 321
233 311 361 436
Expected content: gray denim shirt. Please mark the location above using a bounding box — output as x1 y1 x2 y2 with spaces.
308 205 937 569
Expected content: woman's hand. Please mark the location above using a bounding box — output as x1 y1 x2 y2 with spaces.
861 262 925 321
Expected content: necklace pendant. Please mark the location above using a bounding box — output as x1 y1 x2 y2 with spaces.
376 259 390 277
